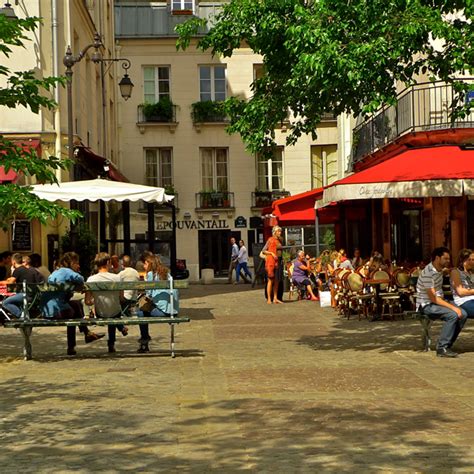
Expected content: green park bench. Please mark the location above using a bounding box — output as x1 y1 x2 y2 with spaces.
2 278 190 360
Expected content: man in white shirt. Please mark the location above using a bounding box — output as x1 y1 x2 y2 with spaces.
235 240 252 284
119 255 140 312
86 252 127 353
416 246 467 358
227 237 239 283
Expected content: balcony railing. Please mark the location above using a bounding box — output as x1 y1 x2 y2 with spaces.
352 79 474 166
137 104 177 124
115 3 222 37
196 191 235 209
252 190 290 208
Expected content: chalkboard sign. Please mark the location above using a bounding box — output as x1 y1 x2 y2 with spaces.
12 220 32 252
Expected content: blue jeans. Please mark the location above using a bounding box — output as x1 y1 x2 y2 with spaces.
137 306 166 342
460 299 474 318
2 293 25 318
236 262 252 283
422 303 468 350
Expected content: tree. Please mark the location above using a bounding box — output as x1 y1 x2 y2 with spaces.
177 0 474 154
0 14 80 229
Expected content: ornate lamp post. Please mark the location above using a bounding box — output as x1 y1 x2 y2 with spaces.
63 33 134 164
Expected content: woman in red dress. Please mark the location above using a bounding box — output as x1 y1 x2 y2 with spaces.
263 225 283 304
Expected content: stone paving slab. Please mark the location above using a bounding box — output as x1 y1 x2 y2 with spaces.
1 284 474 472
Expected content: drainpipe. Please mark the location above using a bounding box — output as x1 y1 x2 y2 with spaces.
52 0 61 183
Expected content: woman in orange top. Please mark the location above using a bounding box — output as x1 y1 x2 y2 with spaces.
263 225 283 304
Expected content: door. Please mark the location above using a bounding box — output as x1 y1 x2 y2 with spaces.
199 230 234 277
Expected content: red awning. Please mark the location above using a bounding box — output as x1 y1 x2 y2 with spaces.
74 146 129 182
270 188 330 225
319 145 474 207
0 139 41 183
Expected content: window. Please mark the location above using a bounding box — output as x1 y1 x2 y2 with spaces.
143 66 170 103
256 148 283 191
200 148 228 191
253 64 265 81
144 148 173 187
199 65 226 102
172 0 194 11
311 145 338 188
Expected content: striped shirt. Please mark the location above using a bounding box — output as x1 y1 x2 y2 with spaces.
416 262 443 308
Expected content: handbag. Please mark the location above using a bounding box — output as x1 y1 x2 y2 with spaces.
137 294 154 312
259 250 266 260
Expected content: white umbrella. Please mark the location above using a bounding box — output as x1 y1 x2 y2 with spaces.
30 178 174 203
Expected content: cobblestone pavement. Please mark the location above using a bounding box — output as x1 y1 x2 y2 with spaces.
1 284 474 473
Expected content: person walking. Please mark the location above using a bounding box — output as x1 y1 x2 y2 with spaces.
235 240 252 284
227 237 239 283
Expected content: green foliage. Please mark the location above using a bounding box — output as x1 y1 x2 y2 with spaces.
191 100 227 122
61 223 97 278
177 0 474 153
0 15 78 229
321 227 336 250
141 96 174 121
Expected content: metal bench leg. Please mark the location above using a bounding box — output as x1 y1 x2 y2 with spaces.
421 318 432 351
170 323 175 358
20 327 33 360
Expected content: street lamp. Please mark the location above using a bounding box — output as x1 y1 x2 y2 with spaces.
0 2 18 20
63 32 134 163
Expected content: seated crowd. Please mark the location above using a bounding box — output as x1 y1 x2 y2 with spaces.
0 250 177 356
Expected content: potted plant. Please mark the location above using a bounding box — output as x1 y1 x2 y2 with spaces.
200 190 211 208
142 96 174 122
191 100 226 123
222 192 230 208
164 184 176 196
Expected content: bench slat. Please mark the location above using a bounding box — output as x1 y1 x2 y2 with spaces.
4 317 190 328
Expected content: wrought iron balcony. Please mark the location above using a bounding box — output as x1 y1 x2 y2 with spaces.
352 79 474 166
115 3 222 37
252 190 290 208
137 104 177 123
196 191 234 209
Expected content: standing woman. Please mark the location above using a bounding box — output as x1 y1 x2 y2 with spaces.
263 225 284 304
137 254 179 353
450 248 474 317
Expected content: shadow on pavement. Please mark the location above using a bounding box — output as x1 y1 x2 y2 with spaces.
295 315 474 353
0 381 470 472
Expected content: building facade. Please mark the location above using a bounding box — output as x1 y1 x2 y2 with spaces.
0 0 119 265
114 0 345 280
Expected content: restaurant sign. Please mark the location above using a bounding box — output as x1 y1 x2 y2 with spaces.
157 219 229 230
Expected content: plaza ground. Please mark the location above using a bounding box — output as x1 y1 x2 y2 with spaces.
1 284 474 472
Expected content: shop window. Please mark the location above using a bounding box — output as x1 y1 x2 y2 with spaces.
199 65 226 102
144 148 173 188
256 148 284 191
200 148 228 191
311 145 338 188
143 66 170 103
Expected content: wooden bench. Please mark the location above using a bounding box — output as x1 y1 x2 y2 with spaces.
1 277 190 360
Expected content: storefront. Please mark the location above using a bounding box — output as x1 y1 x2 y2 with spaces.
316 145 474 262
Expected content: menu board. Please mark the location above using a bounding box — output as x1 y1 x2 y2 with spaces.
11 220 32 252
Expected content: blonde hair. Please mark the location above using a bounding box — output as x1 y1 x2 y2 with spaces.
272 225 282 236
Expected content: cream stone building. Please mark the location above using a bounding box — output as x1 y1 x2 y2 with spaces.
0 0 119 265
115 0 349 280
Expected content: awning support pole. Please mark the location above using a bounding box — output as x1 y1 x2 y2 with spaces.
315 209 320 256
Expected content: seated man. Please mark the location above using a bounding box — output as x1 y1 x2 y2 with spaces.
118 255 140 314
416 246 468 358
1 253 44 318
86 252 127 354
292 250 320 301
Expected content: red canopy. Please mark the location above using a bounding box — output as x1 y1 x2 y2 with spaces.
271 188 323 225
319 145 474 207
0 139 41 183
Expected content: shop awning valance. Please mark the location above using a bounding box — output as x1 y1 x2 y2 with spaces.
272 188 323 225
317 145 474 208
30 178 174 203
